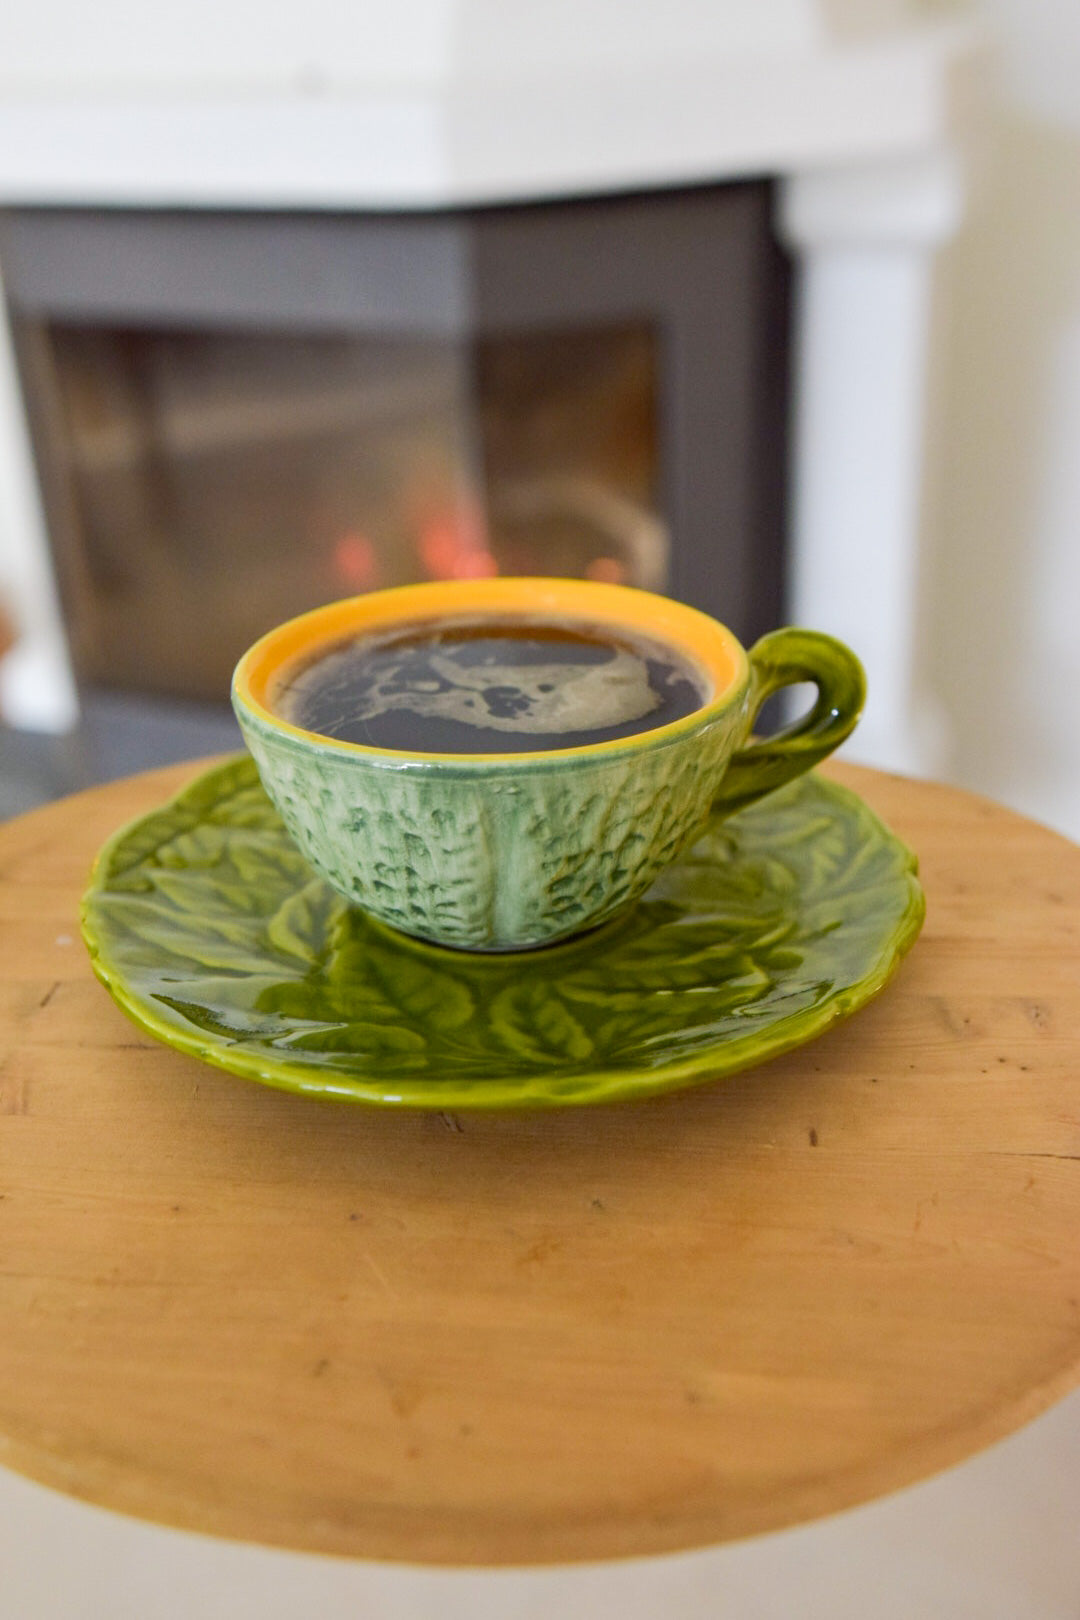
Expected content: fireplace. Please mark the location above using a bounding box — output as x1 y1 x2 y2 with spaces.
1 186 788 706
0 3 971 771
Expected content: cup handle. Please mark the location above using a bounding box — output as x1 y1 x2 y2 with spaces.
711 628 866 819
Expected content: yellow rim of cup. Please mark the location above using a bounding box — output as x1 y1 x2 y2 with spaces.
233 577 749 765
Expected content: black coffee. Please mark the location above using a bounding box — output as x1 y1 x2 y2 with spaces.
274 616 708 754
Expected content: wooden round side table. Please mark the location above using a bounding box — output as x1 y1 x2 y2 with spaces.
0 760 1078 1566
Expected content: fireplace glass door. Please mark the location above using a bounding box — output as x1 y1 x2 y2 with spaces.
2 185 788 709
41 322 661 700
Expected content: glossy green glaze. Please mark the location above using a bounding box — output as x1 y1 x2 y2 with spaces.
234 616 865 951
81 757 923 1111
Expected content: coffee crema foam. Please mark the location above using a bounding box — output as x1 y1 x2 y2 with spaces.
273 615 710 756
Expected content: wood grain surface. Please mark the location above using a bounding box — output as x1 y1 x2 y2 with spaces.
0 759 1078 1566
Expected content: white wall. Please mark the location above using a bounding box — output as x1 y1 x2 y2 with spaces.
1 1 455 92
0 0 818 94
917 0 1080 836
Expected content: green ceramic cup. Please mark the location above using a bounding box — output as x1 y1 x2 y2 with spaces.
232 578 865 951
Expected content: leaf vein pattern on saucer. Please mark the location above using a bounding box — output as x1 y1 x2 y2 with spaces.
81 758 923 1107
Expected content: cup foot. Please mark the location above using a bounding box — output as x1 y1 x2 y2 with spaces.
361 905 634 960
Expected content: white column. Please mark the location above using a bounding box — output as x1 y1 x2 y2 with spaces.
0 267 79 732
778 151 963 775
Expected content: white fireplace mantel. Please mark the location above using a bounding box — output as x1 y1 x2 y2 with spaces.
0 14 971 211
0 2 975 772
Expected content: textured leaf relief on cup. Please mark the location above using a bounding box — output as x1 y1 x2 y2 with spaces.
238 719 735 947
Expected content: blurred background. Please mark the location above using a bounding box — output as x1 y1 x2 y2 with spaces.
1 0 1078 839
0 0 1076 845
1 0 1079 1615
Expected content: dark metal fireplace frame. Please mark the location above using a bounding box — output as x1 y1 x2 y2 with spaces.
0 180 789 677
